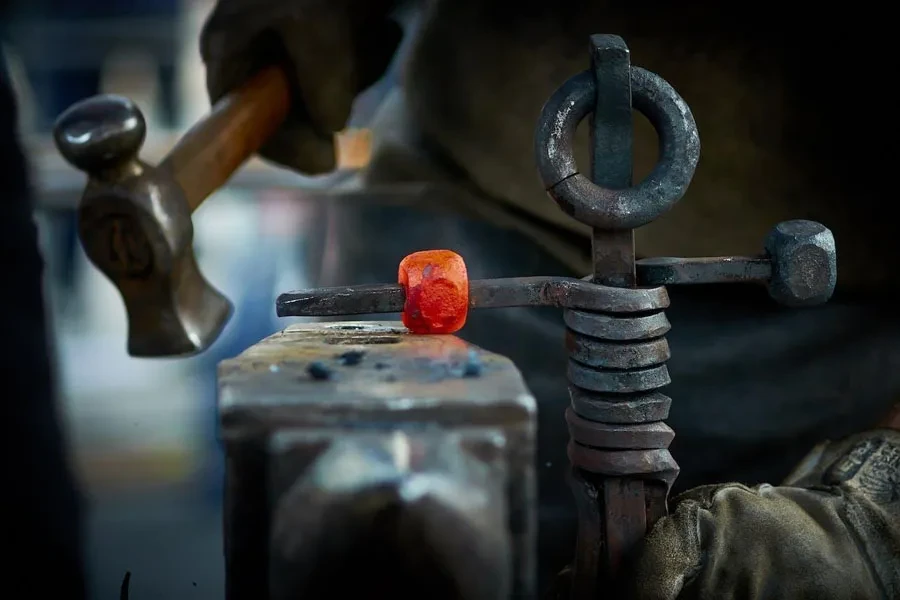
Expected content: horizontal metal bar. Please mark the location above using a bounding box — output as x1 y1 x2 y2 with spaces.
276 277 670 317
636 256 771 286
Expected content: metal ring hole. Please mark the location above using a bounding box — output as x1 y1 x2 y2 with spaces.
535 68 699 230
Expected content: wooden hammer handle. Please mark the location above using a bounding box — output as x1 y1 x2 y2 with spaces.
160 66 291 214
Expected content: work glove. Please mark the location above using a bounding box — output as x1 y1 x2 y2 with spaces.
619 429 900 599
200 0 403 174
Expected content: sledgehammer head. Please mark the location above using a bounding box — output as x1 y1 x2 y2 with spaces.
54 94 232 357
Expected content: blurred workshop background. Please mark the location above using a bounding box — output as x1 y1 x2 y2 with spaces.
2 1 401 597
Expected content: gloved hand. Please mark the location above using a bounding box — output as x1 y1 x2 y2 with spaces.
620 430 900 599
200 0 403 174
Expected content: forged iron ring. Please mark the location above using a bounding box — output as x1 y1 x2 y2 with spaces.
567 360 671 394
565 331 670 370
535 67 700 230
570 389 672 424
546 275 670 313
565 407 675 449
566 442 680 486
563 309 671 341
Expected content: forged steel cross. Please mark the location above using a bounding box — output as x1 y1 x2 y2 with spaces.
276 34 836 598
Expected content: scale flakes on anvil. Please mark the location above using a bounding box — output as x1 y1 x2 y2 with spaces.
229 34 836 600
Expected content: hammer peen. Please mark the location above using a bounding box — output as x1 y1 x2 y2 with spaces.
54 67 292 357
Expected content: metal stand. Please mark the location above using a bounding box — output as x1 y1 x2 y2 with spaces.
272 33 837 598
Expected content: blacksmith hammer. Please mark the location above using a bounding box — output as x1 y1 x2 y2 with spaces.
53 67 292 357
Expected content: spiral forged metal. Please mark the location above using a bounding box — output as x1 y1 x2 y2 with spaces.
563 302 679 491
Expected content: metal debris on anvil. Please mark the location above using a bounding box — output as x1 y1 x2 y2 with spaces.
305 347 484 383
306 361 332 380
337 350 366 366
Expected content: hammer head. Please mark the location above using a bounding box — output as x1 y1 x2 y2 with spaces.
765 220 837 307
54 95 232 357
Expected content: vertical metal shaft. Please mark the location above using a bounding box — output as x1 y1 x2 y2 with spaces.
580 34 646 589
589 35 636 289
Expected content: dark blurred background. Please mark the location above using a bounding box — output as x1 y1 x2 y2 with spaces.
2 1 402 597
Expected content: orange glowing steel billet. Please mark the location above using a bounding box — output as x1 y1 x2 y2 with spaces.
398 250 469 334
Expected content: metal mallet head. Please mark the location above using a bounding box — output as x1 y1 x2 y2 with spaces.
765 220 837 307
54 95 232 357
635 219 837 307
52 66 293 357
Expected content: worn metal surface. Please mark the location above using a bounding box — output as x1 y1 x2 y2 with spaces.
218 321 537 600
636 220 837 306
587 35 636 289
535 34 691 595
566 360 671 394
277 276 669 317
565 333 669 370
534 41 700 232
532 33 839 596
765 220 838 306
636 256 773 285
563 309 671 341
566 443 679 484
54 95 232 357
565 408 675 449
569 390 671 425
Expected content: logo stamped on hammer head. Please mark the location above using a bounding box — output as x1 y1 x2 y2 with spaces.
80 210 154 278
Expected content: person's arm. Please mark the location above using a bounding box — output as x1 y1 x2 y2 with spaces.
622 418 900 599
200 0 405 175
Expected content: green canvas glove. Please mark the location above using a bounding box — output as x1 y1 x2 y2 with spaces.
200 0 402 174
621 430 900 599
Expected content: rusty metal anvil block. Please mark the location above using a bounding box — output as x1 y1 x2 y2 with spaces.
218 322 537 600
